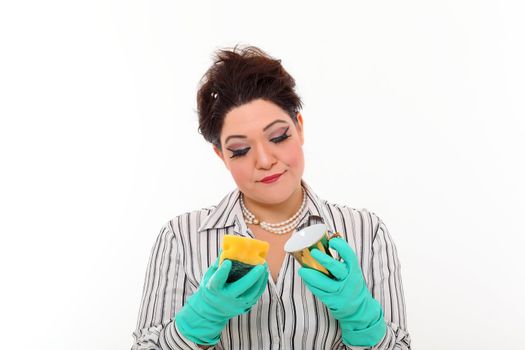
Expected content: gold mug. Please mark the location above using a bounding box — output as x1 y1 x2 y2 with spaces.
284 223 342 277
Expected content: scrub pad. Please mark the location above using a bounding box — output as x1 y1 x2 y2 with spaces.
220 235 270 283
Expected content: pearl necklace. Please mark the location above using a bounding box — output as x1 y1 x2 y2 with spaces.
240 187 307 235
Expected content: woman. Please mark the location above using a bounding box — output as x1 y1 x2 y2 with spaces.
132 45 411 350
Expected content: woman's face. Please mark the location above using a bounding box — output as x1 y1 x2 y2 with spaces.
214 98 305 205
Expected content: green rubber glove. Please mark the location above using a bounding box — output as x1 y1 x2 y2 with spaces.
174 256 269 346
298 237 386 347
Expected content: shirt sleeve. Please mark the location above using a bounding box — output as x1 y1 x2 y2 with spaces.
131 221 214 350
346 215 412 350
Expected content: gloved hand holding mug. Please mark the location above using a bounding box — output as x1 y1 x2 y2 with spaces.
298 237 386 347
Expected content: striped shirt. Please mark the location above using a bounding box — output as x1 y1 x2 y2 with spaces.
131 179 411 349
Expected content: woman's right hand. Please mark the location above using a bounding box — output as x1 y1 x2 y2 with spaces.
174 255 269 346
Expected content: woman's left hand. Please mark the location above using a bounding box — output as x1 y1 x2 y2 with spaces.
297 237 387 347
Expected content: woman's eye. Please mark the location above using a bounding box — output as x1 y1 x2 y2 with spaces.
229 148 250 158
228 128 290 159
271 127 291 143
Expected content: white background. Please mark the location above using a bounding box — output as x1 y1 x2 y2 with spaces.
1 1 524 349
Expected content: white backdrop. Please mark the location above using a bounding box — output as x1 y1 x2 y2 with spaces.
1 1 524 349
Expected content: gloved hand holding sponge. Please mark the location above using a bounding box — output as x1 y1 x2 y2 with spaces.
175 235 270 346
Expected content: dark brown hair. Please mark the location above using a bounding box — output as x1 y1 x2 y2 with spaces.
196 45 303 151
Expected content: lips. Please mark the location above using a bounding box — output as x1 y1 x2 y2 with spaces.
260 171 285 183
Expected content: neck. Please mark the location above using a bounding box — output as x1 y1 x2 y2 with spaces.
242 183 304 223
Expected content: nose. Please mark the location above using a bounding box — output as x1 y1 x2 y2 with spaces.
254 142 277 170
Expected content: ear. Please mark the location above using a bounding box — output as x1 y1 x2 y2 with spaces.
213 144 224 161
296 113 304 145
213 144 230 169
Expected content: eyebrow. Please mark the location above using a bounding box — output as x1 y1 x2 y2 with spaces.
224 119 289 145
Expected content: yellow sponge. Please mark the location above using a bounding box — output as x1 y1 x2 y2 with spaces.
220 235 269 265
220 235 269 282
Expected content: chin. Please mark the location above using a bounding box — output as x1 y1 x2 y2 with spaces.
255 183 297 204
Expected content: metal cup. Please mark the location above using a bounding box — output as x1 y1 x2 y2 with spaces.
284 223 341 277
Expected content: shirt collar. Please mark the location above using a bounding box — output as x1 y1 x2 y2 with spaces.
197 179 335 235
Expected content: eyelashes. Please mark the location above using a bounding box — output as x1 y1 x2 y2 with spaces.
228 127 291 159
230 148 250 158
